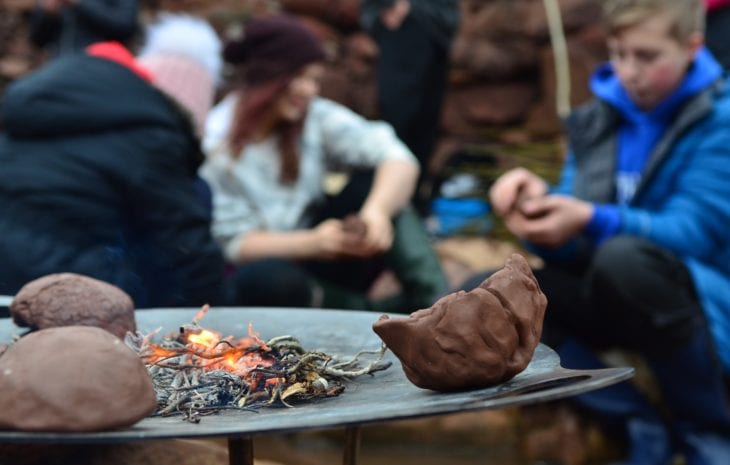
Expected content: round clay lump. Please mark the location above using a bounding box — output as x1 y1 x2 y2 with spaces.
10 273 136 339
0 326 157 431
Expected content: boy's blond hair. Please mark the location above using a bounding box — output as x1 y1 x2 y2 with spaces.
603 0 705 42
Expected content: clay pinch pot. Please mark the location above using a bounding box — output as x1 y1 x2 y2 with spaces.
9 273 136 339
372 253 547 392
341 214 367 240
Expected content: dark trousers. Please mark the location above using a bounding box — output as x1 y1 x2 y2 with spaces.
371 15 450 210
538 237 730 464
226 170 447 310
226 171 385 307
538 235 706 356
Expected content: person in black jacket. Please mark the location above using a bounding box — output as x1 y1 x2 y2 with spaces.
0 42 225 309
360 0 459 215
29 0 139 57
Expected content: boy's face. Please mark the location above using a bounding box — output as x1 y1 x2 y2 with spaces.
607 13 702 110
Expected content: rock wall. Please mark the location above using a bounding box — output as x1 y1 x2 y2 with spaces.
0 0 608 172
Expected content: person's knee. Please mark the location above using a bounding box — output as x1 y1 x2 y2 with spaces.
589 236 661 297
588 236 702 349
593 234 641 268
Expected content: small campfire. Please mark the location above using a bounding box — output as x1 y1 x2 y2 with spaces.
125 305 391 423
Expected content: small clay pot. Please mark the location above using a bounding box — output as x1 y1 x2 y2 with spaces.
341 214 367 239
373 253 547 392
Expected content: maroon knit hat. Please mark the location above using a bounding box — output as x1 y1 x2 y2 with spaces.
223 15 325 86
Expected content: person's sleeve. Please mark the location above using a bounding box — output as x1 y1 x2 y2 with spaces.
202 93 236 155
127 128 225 306
584 205 621 244
552 151 622 244
313 98 417 169
619 123 730 260
552 151 575 195
74 0 139 37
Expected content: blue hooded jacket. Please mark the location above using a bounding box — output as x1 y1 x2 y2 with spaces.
554 48 730 371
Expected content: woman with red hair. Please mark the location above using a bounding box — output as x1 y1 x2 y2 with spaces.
201 15 447 311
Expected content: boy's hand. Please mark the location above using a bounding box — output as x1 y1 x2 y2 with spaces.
505 195 593 247
489 167 549 217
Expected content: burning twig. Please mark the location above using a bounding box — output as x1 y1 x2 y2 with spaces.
125 307 391 423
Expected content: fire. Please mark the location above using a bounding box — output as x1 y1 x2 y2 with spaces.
141 322 276 381
187 329 219 348
125 305 391 423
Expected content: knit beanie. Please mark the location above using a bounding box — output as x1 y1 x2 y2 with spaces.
137 14 223 137
223 15 326 86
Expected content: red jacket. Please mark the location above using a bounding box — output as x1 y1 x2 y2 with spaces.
706 0 730 12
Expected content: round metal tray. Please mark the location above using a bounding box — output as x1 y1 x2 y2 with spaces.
0 307 633 445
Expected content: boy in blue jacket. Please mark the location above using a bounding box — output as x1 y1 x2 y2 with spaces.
488 0 730 463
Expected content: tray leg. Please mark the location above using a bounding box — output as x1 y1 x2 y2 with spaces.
228 436 254 465
342 426 361 465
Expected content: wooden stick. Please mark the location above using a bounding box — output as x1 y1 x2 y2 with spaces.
343 426 361 465
228 436 254 465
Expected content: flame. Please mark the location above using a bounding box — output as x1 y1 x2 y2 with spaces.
134 304 389 419
142 307 277 386
265 377 284 387
187 329 221 348
192 303 210 324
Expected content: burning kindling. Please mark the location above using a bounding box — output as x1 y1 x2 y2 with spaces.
125 305 391 423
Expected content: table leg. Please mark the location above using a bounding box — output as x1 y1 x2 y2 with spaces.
342 426 361 465
228 436 254 465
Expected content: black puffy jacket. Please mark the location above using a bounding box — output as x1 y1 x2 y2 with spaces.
0 53 224 307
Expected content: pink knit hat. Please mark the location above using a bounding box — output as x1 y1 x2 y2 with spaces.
140 53 213 136
137 14 222 137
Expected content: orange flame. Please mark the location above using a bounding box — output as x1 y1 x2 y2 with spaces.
142 307 279 388
187 329 221 349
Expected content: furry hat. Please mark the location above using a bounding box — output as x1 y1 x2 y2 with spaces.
137 14 223 136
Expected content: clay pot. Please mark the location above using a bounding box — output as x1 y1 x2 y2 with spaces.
373 253 547 391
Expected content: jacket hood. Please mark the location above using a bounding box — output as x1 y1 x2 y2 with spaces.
1 54 180 138
589 47 722 122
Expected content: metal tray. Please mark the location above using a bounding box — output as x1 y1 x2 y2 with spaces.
0 307 632 443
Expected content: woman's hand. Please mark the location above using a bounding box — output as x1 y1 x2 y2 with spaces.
489 167 549 218
358 206 394 254
311 219 377 260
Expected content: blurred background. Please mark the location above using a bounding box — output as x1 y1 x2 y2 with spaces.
0 0 609 190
